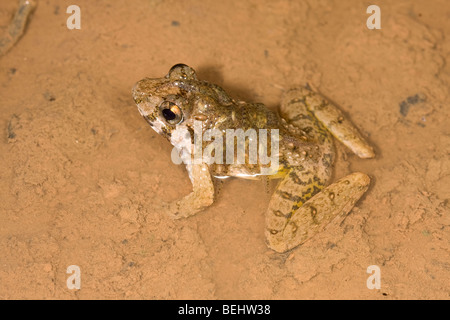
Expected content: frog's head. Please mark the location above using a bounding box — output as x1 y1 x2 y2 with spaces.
132 64 233 141
132 64 199 140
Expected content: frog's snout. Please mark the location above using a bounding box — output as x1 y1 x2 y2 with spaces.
132 79 156 118
131 80 145 104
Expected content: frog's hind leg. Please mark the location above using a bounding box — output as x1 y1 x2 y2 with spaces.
281 87 375 159
265 169 370 253
280 88 333 147
280 88 335 178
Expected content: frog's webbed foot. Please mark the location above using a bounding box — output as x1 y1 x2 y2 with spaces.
162 163 215 219
281 87 375 159
265 170 370 253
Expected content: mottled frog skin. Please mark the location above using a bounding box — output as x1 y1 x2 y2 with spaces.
132 64 375 253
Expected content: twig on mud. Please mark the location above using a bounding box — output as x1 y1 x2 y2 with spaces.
0 0 36 56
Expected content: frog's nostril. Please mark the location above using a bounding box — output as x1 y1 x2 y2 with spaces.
132 92 144 106
132 83 140 96
132 82 146 102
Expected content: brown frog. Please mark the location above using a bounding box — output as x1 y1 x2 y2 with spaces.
132 64 374 253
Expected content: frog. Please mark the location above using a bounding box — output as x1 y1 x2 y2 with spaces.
132 64 375 253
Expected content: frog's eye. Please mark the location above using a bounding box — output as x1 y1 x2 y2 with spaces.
159 101 183 125
168 63 197 80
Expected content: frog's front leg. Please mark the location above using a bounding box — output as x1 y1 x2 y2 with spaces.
165 163 215 219
265 168 370 253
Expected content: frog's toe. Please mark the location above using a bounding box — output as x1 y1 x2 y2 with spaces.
160 200 184 219
162 191 214 219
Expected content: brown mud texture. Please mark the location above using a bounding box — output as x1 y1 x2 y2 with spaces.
0 0 448 299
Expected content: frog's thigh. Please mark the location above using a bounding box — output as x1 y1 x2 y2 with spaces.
266 171 370 253
168 163 215 219
286 88 375 159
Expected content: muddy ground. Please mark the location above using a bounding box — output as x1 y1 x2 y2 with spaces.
0 0 448 299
